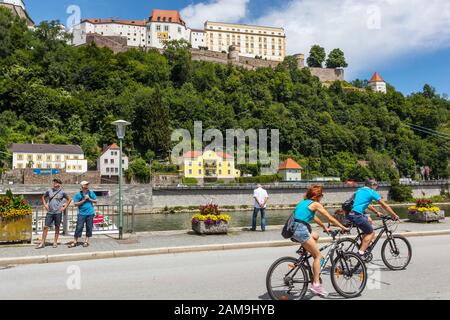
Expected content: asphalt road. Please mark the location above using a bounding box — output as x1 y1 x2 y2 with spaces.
1 235 449 300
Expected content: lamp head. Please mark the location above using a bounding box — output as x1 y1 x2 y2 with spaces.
112 120 130 139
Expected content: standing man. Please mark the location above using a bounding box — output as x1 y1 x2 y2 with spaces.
36 179 72 249
69 181 97 248
252 184 269 232
347 179 399 260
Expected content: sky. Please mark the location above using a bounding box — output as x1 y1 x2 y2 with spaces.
25 0 450 96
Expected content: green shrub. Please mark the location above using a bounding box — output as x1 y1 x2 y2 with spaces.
182 177 198 185
389 182 413 202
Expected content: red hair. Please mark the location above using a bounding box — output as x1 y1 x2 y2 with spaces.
304 185 324 202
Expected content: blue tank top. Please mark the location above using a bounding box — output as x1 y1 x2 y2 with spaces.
293 200 315 224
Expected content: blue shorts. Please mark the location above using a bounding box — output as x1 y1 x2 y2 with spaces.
347 213 373 234
292 222 311 244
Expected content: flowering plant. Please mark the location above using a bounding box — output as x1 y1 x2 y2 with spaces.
192 203 231 225
0 190 32 219
408 199 441 213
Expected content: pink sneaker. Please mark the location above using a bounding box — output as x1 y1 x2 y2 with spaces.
310 284 328 298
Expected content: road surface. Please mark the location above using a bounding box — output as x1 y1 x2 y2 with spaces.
1 235 449 300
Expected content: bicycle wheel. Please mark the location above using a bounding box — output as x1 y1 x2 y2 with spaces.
381 235 412 270
266 257 309 300
331 252 367 298
331 238 359 261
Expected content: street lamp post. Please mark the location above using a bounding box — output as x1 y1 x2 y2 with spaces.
112 120 130 240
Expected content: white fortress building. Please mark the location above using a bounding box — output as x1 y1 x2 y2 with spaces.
72 9 190 49
70 9 286 62
72 19 147 47
368 72 387 94
204 21 286 61
0 0 33 26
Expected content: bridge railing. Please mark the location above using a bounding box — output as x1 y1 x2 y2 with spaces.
32 204 135 236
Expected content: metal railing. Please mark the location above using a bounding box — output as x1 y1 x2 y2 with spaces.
32 204 135 236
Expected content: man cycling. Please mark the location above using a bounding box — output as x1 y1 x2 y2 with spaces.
347 179 399 260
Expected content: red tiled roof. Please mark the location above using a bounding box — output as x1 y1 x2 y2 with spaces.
278 158 303 170
369 72 384 83
183 151 203 159
216 152 233 159
182 151 233 159
83 19 146 26
150 9 185 26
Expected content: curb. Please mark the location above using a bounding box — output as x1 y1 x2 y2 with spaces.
1 229 450 267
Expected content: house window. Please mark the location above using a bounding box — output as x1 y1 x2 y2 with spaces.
106 168 110 173
219 162 222 167
156 25 161 31
111 159 115 164
219 170 222 175
56 155 60 161
178 27 181 33
228 170 231 175
164 25 169 32
74 156 79 160
189 162 192 166
198 162 202 167
27 155 32 161
37 155 42 160
18 154 23 160
198 169 202 175
104 159 108 164
189 169 192 175
78 165 82 170
115 168 119 173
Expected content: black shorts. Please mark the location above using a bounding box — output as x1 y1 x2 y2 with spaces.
45 213 62 228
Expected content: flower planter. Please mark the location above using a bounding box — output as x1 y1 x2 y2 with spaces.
408 210 445 223
0 215 32 243
192 221 229 235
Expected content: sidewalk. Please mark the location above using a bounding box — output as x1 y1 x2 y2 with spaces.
1 218 450 266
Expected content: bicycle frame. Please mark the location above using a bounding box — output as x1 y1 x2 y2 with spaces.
348 217 397 254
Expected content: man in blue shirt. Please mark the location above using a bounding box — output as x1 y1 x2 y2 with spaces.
347 179 399 258
69 181 97 248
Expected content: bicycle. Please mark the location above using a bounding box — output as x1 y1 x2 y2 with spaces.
335 216 412 270
266 229 367 300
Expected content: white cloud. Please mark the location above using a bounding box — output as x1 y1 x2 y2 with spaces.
252 0 450 77
181 0 250 29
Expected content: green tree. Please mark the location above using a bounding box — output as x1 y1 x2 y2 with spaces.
126 158 151 183
306 45 326 68
325 48 348 68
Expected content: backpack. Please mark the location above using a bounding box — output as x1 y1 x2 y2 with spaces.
281 213 296 239
342 193 356 213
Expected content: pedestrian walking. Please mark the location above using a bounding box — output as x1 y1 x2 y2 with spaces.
69 181 97 248
252 184 269 231
36 179 72 249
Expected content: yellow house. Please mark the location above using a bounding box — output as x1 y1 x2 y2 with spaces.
182 150 240 179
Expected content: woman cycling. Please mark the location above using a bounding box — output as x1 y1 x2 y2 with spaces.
292 185 349 297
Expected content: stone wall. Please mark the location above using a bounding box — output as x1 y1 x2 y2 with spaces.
309 67 345 82
2 183 445 211
22 169 101 185
85 33 128 53
191 48 279 70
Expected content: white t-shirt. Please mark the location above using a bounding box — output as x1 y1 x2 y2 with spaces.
254 187 269 208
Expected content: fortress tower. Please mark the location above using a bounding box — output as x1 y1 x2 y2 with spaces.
368 72 387 94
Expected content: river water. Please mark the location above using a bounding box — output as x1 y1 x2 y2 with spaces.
132 204 450 232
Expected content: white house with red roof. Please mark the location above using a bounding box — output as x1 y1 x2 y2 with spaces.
72 9 191 49
368 72 387 94
278 158 303 181
72 18 147 47
97 144 129 177
147 9 191 49
181 150 240 179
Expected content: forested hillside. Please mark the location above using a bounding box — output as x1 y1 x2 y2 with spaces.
0 8 449 180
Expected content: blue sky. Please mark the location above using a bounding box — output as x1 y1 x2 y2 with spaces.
26 0 450 97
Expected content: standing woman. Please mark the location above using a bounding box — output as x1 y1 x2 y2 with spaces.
292 185 349 297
